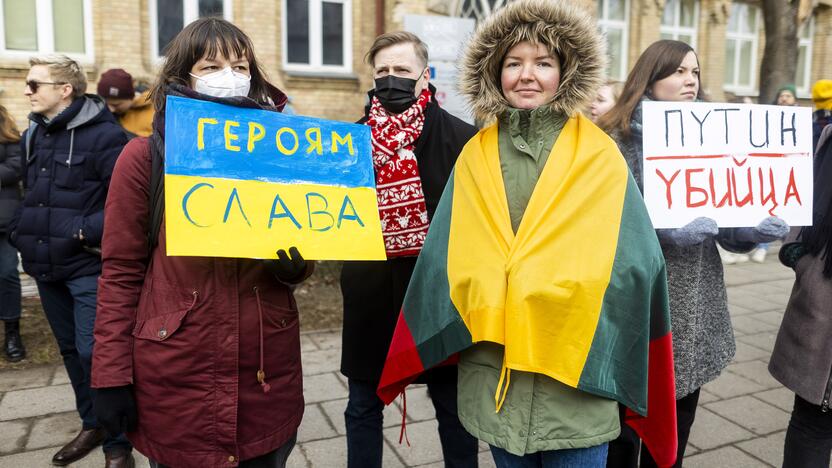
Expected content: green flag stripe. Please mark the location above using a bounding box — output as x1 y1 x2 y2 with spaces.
400 173 473 368
578 175 669 414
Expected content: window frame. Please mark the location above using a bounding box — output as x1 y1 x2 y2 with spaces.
796 15 814 98
149 0 234 60
597 0 630 82
660 0 699 49
281 0 353 74
0 0 94 63
723 2 761 95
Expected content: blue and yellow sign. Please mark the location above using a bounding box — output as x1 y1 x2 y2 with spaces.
164 96 385 260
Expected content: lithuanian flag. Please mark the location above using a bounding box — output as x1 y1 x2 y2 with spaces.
377 114 678 466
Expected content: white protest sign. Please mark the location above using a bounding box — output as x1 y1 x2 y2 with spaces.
642 101 813 228
404 14 475 124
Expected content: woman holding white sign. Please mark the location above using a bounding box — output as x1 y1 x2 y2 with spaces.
599 40 789 468
90 18 312 468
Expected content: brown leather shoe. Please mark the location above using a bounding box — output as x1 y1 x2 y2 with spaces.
104 450 135 468
51 427 105 466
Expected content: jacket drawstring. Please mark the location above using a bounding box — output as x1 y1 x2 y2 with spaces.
253 286 271 393
495 356 511 413
65 129 75 165
398 391 410 446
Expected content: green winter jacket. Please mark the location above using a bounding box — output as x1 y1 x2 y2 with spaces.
456 107 621 456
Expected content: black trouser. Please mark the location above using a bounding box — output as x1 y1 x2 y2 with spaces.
344 377 478 468
149 435 296 468
783 394 832 468
606 388 700 468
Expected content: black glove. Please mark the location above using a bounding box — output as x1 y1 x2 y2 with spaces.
266 247 308 283
94 385 138 437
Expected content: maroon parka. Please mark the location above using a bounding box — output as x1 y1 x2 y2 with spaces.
92 137 304 468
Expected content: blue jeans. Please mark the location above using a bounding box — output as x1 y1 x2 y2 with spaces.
344 377 478 468
37 275 131 454
0 234 21 321
490 443 609 468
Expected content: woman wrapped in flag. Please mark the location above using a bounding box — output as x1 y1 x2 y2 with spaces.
377 1 679 467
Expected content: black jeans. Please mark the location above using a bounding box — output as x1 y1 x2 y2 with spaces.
0 233 20 322
783 394 832 468
606 388 700 468
344 377 478 468
149 435 296 468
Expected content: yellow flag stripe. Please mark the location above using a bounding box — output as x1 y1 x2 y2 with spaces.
447 114 629 387
164 174 386 260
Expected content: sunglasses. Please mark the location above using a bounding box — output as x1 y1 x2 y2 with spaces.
25 80 67 93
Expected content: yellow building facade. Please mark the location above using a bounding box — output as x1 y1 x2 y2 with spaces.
0 0 829 126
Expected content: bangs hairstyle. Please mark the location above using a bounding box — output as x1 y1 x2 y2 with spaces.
598 40 702 137
150 17 270 112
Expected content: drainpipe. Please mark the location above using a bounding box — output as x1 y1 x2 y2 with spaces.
375 0 385 36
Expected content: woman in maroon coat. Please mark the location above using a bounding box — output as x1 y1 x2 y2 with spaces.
91 18 312 468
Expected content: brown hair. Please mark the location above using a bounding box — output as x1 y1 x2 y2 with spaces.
150 18 271 113
29 55 86 99
598 40 702 137
365 31 429 69
0 105 20 144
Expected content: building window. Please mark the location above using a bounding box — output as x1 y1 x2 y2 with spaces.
724 2 761 94
150 0 232 58
660 0 699 48
597 0 629 81
283 0 352 73
796 15 814 98
0 0 93 60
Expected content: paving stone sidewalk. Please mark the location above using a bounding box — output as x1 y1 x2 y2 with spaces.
0 254 798 467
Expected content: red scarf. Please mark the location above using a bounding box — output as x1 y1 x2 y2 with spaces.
367 89 432 258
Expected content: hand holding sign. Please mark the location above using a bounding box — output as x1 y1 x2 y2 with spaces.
734 216 791 243
656 217 719 247
641 101 813 228
269 247 308 283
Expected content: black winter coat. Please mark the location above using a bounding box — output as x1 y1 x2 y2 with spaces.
0 141 21 232
9 95 128 282
340 86 477 382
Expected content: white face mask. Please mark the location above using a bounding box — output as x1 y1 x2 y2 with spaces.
189 67 251 98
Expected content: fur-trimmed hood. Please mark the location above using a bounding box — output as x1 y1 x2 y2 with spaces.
459 0 606 121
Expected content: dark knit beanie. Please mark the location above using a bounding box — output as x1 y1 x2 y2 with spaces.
97 68 134 100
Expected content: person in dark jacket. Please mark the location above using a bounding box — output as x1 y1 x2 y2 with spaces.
0 104 24 362
769 128 832 468
9 55 131 468
91 18 311 468
340 31 479 468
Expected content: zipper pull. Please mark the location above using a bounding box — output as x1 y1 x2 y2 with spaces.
823 400 829 413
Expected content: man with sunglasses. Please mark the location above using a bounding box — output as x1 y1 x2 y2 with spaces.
8 55 132 468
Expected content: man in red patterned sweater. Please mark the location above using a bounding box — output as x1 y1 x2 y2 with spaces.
339 31 479 468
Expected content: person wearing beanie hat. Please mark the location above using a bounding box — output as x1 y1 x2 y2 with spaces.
775 84 797 106
813 79 832 149
96 68 154 137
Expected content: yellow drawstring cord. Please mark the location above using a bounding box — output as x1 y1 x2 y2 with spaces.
494 356 511 413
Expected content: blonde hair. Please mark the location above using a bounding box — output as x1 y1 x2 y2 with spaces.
365 31 429 68
29 54 86 98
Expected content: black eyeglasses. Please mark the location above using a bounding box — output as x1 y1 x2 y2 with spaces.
25 80 66 93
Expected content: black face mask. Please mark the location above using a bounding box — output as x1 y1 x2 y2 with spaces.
374 75 419 113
